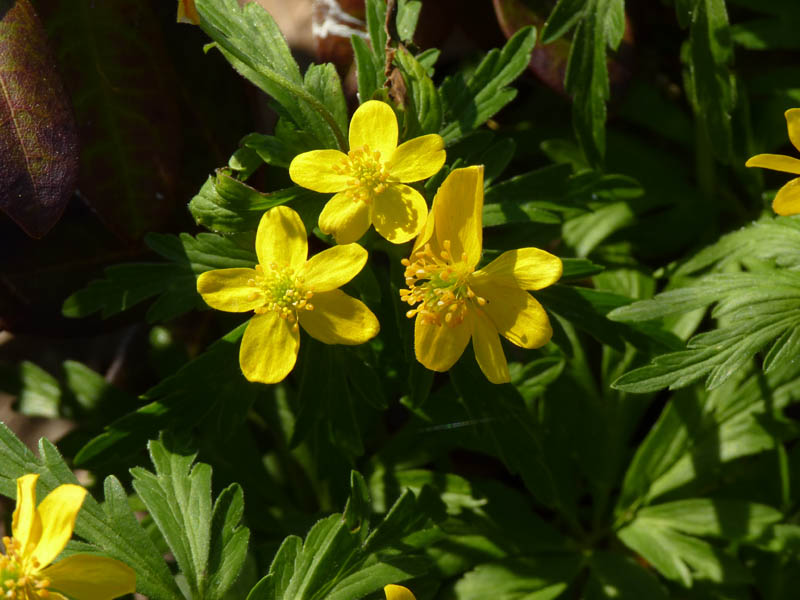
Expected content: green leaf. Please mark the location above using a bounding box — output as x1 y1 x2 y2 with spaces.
238 132 297 168
454 555 583 600
0 424 183 600
395 47 443 136
440 27 536 144
617 365 800 508
62 231 256 322
131 439 213 597
562 202 634 256
618 517 752 586
365 0 388 61
635 499 782 540
563 0 625 165
585 552 669 600
352 34 383 101
16 361 60 418
195 0 346 149
682 0 736 162
396 0 422 42
189 173 324 234
304 63 349 137
538 285 683 353
541 0 589 44
611 271 800 392
75 324 257 467
207 484 250 599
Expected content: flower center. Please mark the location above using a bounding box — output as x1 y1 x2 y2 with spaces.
333 144 390 204
248 263 314 330
400 240 486 327
0 537 51 599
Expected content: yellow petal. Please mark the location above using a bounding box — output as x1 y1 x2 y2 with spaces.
786 108 800 153
745 153 800 175
385 584 416 600
31 484 87 569
196 268 261 313
256 206 307 271
301 244 367 292
349 100 398 159
471 279 554 349
432 166 484 268
472 248 562 291
414 314 471 372
387 134 446 182
772 177 800 216
177 0 200 24
372 184 428 244
298 289 379 344
318 192 372 244
43 555 136 600
13 474 41 555
240 312 300 384
471 309 510 384
289 149 351 193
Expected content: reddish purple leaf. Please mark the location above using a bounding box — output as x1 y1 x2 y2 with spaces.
0 0 79 238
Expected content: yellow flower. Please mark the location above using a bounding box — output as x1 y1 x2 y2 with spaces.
385 584 416 600
400 166 563 384
746 108 800 216
1 474 135 600
196 206 380 383
177 0 200 24
289 100 446 245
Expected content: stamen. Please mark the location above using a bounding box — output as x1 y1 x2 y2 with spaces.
399 239 481 327
337 144 390 204
247 263 314 323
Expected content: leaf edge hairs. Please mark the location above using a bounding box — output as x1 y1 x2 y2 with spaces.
400 165 563 384
196 206 380 384
1 474 135 600
746 108 800 216
289 100 446 245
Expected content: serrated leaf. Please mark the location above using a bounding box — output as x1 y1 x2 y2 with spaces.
585 552 669 600
74 324 256 467
440 27 536 144
0 0 78 238
195 0 346 149
618 518 752 586
636 499 782 540
563 0 624 165
62 231 256 322
131 439 212 596
395 47 443 136
206 484 249 599
0 423 182 600
454 555 583 600
617 365 800 508
189 173 323 234
611 271 800 392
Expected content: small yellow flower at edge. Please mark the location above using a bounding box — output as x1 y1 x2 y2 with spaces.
196 206 380 384
400 166 563 384
289 100 446 245
385 584 416 600
746 108 800 216
0 474 135 600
